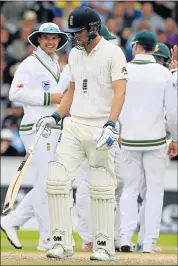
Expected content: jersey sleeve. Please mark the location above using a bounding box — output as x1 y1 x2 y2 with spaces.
110 46 128 82
9 59 47 106
68 50 75 83
164 71 178 141
58 64 70 93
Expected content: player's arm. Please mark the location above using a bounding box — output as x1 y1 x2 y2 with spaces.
55 81 75 117
171 45 177 62
33 82 74 130
9 59 63 106
164 71 178 142
108 47 128 123
170 45 178 89
108 79 126 123
58 64 70 94
53 60 74 118
96 47 128 150
33 58 75 128
51 65 71 105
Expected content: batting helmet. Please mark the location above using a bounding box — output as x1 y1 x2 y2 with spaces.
65 6 101 34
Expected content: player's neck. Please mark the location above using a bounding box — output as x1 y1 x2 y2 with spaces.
48 53 55 60
86 35 102 54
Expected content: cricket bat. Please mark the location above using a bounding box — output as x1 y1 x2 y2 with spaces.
2 126 44 215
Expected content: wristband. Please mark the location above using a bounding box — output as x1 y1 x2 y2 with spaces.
104 120 116 128
51 112 61 123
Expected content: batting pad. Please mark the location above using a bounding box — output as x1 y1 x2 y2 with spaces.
46 161 73 250
89 167 116 255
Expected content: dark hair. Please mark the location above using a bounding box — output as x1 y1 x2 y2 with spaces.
137 42 155 52
143 46 155 51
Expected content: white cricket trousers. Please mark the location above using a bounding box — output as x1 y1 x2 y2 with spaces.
6 131 60 242
75 159 92 244
75 145 123 244
54 117 117 252
56 117 116 183
119 147 167 249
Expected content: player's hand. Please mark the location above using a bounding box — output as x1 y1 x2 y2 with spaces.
32 122 51 138
95 121 119 150
171 45 178 62
32 116 57 138
33 112 61 137
171 60 178 70
168 140 178 158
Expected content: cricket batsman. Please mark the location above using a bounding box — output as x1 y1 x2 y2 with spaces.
34 6 128 261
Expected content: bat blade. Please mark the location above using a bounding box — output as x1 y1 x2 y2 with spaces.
2 150 33 215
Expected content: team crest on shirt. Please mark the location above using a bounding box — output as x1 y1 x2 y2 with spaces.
42 81 50 91
154 45 159 52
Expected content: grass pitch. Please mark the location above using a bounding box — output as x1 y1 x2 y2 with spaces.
1 231 178 265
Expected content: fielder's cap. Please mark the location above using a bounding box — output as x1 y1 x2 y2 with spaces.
28 22 68 51
1 128 13 141
100 25 116 40
132 31 157 50
153 42 170 59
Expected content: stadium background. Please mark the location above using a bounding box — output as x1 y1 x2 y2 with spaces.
1 1 177 233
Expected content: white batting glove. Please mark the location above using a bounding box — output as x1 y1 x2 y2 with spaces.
95 120 119 150
33 112 61 138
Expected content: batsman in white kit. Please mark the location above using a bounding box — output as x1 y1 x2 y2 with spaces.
1 23 68 251
118 31 178 253
35 7 128 261
57 25 119 250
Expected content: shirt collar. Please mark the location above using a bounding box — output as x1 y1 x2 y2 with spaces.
92 37 106 51
34 46 59 63
83 37 106 55
133 54 156 63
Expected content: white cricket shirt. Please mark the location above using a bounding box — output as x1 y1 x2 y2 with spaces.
120 54 177 150
9 46 67 134
68 37 128 126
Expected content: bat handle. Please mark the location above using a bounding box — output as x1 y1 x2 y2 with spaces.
30 125 45 150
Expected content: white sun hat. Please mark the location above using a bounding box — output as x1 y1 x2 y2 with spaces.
28 22 68 51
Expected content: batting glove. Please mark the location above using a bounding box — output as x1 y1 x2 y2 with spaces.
33 112 61 138
96 120 119 150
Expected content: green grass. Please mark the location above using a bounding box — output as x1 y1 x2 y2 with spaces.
1 230 177 254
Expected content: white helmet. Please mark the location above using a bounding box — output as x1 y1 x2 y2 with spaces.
28 23 68 51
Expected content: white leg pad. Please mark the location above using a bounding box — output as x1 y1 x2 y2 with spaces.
46 161 73 251
89 167 116 256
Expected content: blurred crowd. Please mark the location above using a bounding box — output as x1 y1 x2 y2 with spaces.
1 1 178 156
